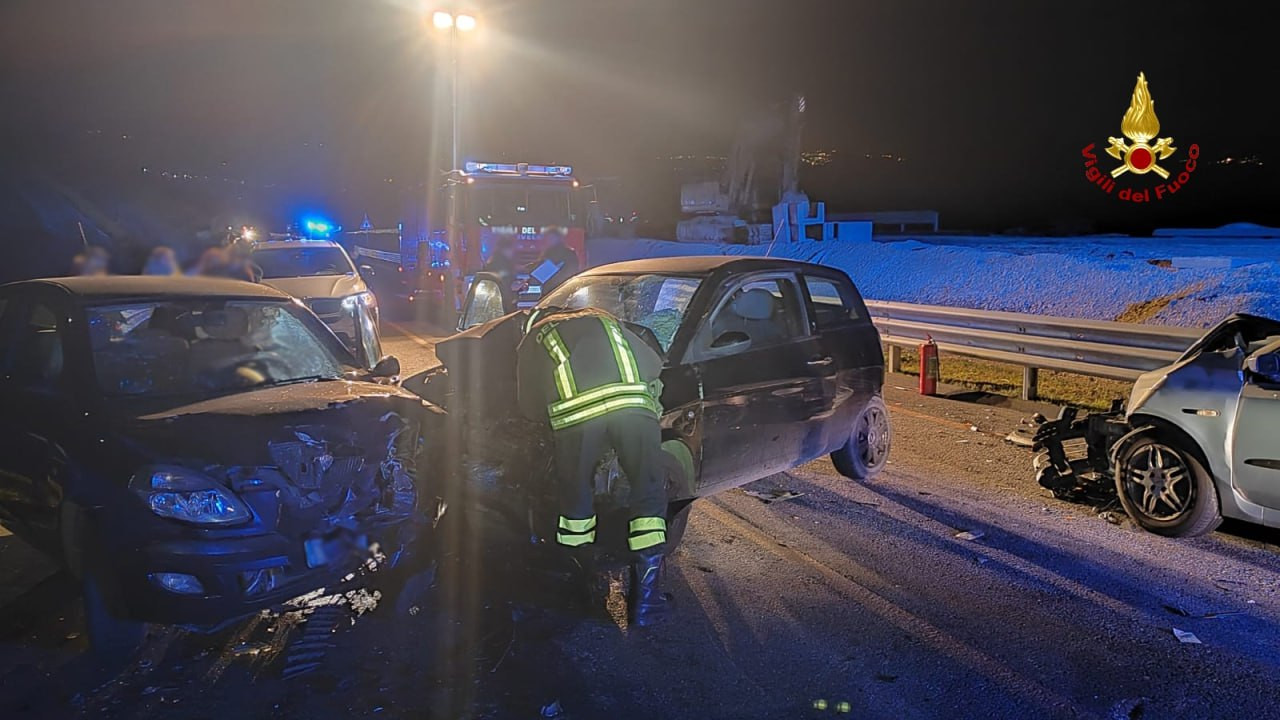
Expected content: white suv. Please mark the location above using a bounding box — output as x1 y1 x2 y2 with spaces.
252 239 383 368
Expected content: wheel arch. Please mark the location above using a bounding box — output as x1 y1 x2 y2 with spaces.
1118 414 1214 478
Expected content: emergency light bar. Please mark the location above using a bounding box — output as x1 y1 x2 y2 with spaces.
463 161 574 177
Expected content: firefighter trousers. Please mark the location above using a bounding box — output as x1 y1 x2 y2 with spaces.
552 408 667 553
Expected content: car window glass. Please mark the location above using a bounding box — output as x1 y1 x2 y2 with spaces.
706 277 805 354
540 273 701 352
10 301 65 387
87 300 345 397
253 247 354 278
803 276 858 328
461 278 506 329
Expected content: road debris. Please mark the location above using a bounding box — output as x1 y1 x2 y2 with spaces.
540 699 564 717
955 530 985 541
1098 511 1123 525
743 488 805 503
1172 628 1202 644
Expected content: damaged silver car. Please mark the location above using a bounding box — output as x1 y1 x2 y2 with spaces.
1034 313 1280 537
0 276 436 657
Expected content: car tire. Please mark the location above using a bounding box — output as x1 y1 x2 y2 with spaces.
1114 433 1221 538
831 395 892 480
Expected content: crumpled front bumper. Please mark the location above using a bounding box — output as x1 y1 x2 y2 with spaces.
109 514 424 627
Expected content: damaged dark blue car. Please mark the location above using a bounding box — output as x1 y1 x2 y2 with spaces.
0 276 436 656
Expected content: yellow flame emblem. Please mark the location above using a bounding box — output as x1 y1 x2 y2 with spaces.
1105 72 1176 179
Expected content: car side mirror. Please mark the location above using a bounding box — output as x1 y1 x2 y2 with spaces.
1245 351 1280 384
711 330 750 350
370 355 401 378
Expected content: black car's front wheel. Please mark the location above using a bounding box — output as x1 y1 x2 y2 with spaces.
831 395 891 480
1114 434 1221 537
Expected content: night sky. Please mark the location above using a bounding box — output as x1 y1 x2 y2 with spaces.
2 0 1276 234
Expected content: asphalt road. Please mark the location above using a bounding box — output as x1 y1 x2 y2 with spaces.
2 319 1279 719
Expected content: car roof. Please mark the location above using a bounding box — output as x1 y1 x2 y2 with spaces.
252 239 343 250
3 276 293 301
578 255 839 278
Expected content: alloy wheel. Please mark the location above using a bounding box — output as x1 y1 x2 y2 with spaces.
1122 442 1193 521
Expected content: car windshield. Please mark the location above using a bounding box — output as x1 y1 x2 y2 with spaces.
253 246 354 278
539 273 702 351
86 299 348 397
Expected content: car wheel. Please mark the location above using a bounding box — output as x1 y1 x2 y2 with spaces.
1114 434 1221 538
831 395 891 480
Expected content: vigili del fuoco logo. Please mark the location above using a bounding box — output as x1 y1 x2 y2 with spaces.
1081 72 1199 203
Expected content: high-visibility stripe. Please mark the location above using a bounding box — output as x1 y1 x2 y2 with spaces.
628 516 666 534
557 530 596 547
558 515 597 533
628 530 666 551
538 327 577 400
548 394 658 430
601 317 640 383
548 382 650 415
523 309 542 335
535 316 655 429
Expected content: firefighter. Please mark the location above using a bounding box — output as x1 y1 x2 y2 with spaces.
516 307 670 625
528 226 579 293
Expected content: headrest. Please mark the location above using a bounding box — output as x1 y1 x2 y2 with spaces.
731 288 776 321
197 307 250 340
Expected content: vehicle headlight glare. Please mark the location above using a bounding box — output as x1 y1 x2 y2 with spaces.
131 467 251 525
342 291 375 312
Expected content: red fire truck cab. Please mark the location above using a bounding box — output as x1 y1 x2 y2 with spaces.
406 161 586 319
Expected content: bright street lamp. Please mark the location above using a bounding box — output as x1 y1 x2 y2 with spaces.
430 9 478 172
430 9 479 318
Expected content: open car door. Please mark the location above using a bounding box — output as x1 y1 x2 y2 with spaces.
458 272 514 332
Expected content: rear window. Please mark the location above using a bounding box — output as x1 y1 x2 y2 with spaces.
803 275 861 328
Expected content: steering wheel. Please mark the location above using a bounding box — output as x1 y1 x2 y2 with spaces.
201 352 291 389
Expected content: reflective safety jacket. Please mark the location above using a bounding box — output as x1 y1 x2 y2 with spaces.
517 308 663 430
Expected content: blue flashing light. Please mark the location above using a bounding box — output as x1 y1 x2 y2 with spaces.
301 217 338 239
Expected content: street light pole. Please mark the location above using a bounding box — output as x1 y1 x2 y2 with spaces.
431 10 476 321
449 23 459 174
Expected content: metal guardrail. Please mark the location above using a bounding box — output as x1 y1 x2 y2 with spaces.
865 300 1204 400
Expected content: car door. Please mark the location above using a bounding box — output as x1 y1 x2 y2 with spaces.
0 288 76 547
1230 342 1280 510
800 272 884 454
457 272 512 331
685 272 827 493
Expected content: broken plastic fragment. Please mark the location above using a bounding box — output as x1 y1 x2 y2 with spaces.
955 530 985 541
1172 628 1202 644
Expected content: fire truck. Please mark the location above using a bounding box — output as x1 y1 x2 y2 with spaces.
350 161 586 320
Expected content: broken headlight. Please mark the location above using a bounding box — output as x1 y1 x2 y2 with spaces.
130 465 252 525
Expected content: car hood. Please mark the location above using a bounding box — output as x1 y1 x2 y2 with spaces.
261 274 365 301
114 380 431 464
112 381 439 534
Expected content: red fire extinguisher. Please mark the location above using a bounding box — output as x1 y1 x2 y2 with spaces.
919 336 939 396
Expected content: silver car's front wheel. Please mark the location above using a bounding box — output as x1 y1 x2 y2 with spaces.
1114 434 1221 537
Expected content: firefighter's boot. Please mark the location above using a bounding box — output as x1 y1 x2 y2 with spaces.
627 552 669 627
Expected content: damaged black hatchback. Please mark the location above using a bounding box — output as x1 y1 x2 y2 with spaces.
0 276 433 654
